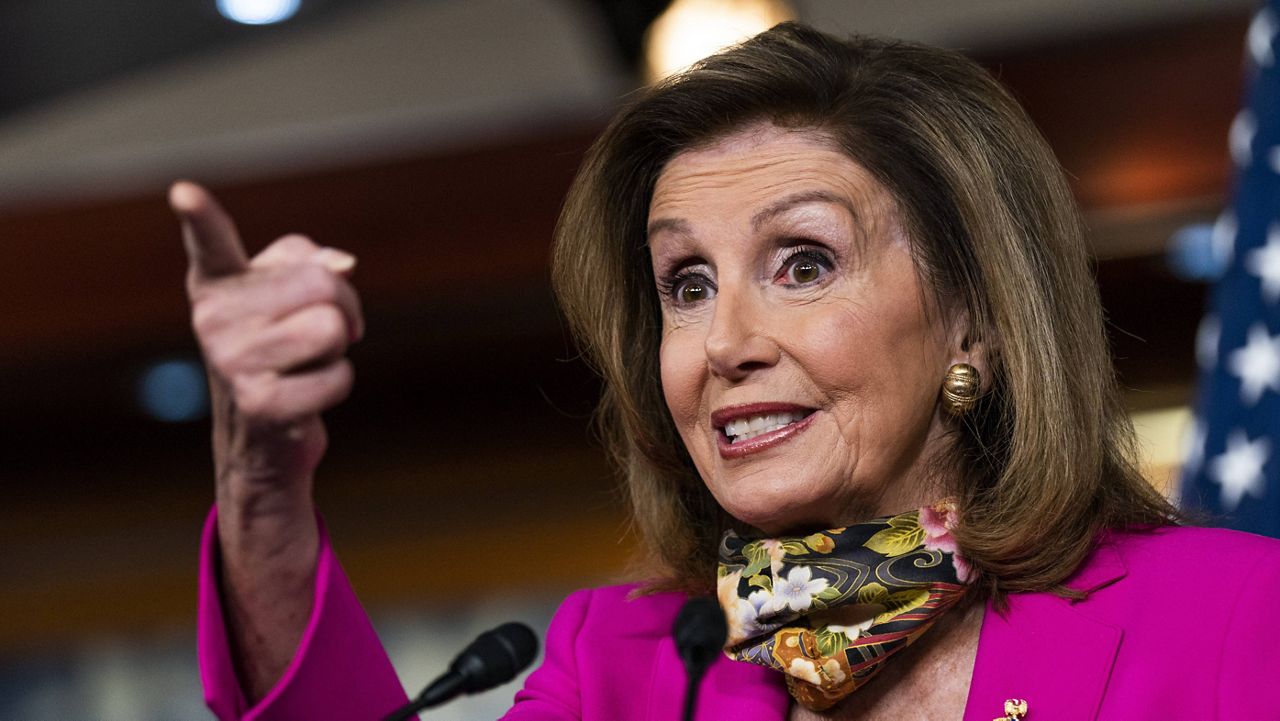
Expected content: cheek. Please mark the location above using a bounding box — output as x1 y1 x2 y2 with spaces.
793 305 878 398
659 329 703 427
796 298 943 423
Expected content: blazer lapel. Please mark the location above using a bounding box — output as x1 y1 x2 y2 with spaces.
963 543 1128 721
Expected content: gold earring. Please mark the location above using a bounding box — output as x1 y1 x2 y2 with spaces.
941 363 981 415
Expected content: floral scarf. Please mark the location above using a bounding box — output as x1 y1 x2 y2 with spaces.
716 501 971 711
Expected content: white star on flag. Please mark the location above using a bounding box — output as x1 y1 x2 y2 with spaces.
1246 225 1280 303
1209 430 1271 510
1249 8 1277 67
1228 323 1280 405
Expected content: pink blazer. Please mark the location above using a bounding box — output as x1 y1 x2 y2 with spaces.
199 512 1280 720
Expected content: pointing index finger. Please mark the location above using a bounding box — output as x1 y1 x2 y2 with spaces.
170 181 250 280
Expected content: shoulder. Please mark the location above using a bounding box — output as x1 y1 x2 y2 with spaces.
1102 524 1280 579
1080 526 1280 716
1067 524 1280 620
1107 523 1280 554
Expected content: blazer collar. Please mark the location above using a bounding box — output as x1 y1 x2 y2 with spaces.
962 541 1128 721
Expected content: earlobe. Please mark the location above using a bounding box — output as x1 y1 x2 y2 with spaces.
940 363 981 416
943 305 997 408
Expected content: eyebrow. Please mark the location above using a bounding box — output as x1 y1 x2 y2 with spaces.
646 217 692 239
751 189 857 230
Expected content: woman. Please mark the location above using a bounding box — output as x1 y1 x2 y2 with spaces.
177 23 1280 721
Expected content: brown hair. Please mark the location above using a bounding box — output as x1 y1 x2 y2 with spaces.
552 22 1177 601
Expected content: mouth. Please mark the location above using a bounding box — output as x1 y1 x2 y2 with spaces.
712 403 816 458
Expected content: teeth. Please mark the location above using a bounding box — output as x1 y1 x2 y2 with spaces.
723 411 808 444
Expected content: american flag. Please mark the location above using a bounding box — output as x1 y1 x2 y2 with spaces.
1181 2 1280 537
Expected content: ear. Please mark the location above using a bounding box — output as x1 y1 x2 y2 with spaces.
946 306 996 394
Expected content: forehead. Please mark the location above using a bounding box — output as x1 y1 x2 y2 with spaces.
648 125 896 224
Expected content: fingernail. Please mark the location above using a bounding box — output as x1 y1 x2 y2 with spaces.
315 248 357 274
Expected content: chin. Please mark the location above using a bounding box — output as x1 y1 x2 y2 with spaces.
720 484 888 535
723 499 832 536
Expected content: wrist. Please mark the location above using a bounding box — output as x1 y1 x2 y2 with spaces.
216 481 317 565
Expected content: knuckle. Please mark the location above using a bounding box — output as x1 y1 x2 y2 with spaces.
310 306 348 347
334 358 354 384
251 234 318 271
328 361 355 401
269 233 318 256
204 342 240 375
297 264 339 301
231 374 274 417
190 299 224 337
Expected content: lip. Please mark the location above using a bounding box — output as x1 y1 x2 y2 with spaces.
711 402 816 459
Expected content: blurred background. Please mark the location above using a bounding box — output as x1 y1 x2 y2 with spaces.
0 0 1261 717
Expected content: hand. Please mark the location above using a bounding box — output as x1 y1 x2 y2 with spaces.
171 180 364 699
173 180 362 506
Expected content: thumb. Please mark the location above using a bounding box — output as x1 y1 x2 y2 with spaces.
170 180 250 281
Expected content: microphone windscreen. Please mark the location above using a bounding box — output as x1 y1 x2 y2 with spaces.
673 597 727 675
453 622 539 692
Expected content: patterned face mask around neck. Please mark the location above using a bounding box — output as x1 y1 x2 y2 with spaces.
716 501 972 711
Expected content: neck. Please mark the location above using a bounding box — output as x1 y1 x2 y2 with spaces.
794 599 984 720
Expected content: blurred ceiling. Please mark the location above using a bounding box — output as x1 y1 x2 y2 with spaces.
0 0 1258 210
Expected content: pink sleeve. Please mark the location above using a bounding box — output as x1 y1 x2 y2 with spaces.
198 507 409 721
1217 543 1280 718
501 587 594 720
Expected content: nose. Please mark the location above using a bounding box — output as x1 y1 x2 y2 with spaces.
704 285 780 381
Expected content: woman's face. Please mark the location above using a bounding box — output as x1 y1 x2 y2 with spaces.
649 125 963 534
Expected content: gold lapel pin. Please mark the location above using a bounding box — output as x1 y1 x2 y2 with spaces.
992 698 1027 721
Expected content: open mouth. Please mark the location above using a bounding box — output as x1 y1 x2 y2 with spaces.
720 410 812 444
711 404 818 456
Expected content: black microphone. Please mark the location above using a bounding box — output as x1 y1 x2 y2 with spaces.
382 622 539 721
673 597 727 721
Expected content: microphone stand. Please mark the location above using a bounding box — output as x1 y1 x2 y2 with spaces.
383 673 465 721
673 597 727 721
382 622 538 721
682 673 705 721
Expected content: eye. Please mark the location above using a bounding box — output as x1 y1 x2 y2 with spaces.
778 249 832 286
663 270 716 306
789 259 821 284
678 280 711 304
